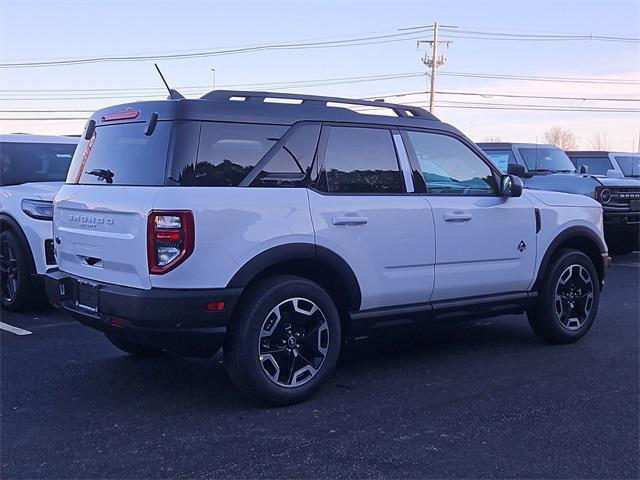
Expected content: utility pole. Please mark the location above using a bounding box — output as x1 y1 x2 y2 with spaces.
417 21 455 113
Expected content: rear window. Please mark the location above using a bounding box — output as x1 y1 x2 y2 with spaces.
68 122 171 186
320 126 404 194
1 142 76 186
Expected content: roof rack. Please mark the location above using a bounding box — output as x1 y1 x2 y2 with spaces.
200 90 437 120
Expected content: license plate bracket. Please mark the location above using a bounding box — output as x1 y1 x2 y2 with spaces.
76 281 99 314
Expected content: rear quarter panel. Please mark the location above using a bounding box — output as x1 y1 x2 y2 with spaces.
150 187 314 289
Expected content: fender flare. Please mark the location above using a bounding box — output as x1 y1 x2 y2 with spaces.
227 243 362 310
535 225 607 288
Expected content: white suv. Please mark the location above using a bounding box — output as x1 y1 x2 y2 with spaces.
45 92 609 405
0 134 78 310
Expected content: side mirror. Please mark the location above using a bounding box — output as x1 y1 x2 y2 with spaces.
500 174 523 197
579 165 589 174
507 163 526 177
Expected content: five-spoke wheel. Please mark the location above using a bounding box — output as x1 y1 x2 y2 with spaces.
225 275 341 406
528 249 600 344
258 297 330 388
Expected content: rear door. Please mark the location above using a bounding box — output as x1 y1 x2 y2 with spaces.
403 130 537 301
54 120 172 289
308 125 435 311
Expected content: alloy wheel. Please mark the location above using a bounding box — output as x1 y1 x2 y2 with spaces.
258 297 329 388
554 264 594 331
0 240 19 303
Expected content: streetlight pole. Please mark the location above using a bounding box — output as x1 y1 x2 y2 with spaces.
211 68 216 90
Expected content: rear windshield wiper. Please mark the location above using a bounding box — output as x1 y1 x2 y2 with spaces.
85 168 114 184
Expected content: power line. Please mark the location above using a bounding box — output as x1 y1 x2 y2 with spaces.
1 24 637 69
439 28 640 43
440 71 640 84
0 30 433 69
435 90 640 102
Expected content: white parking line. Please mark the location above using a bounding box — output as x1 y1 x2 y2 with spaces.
0 322 32 336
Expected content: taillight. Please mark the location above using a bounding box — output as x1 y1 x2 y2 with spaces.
147 211 194 274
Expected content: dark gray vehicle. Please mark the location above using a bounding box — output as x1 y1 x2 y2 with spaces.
478 143 640 255
567 151 640 180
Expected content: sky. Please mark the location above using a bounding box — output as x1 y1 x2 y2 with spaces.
1 0 639 150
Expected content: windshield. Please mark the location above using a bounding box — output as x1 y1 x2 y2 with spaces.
570 156 613 176
614 155 640 177
482 149 516 172
0 141 77 186
518 147 576 173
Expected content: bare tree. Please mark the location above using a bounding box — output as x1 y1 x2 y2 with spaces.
543 126 579 150
587 132 611 150
482 136 502 142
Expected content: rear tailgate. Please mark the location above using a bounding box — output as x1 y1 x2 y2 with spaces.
54 185 158 289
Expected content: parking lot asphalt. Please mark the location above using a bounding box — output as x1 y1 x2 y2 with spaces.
1 254 639 480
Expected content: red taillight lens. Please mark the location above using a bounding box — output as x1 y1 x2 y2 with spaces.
147 211 194 274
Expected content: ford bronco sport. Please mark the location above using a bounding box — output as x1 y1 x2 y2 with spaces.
46 92 609 405
479 142 640 255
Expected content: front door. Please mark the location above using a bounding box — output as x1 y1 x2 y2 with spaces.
403 130 537 301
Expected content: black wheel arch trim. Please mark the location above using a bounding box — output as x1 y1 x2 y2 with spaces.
535 225 607 289
226 243 362 310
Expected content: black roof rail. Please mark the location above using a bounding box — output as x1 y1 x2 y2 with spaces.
200 90 437 120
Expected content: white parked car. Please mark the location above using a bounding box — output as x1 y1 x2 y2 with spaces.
0 134 78 310
46 92 609 405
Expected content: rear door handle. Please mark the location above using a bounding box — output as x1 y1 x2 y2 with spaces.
443 212 472 222
332 216 368 226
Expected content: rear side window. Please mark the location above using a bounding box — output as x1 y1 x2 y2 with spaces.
1 142 76 186
251 123 321 187
69 122 170 186
174 122 287 186
320 126 404 194
571 156 613 175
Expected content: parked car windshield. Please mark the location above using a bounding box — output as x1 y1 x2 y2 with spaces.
0 141 77 186
518 147 576 173
482 149 516 172
614 155 640 177
570 156 613 176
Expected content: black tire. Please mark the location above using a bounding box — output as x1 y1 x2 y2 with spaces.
0 229 40 311
225 275 341 406
105 333 164 357
528 249 600 344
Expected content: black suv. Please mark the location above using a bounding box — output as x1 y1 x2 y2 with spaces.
479 142 640 254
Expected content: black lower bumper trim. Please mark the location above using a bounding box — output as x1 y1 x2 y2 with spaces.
45 270 242 357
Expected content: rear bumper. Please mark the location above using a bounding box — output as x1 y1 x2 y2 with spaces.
45 270 242 357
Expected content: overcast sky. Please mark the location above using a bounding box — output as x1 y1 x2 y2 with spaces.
1 0 639 150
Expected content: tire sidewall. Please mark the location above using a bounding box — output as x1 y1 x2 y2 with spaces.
537 250 600 341
227 277 341 405
0 229 32 310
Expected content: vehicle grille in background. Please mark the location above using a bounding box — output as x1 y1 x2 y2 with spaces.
606 188 640 210
45 239 55 265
